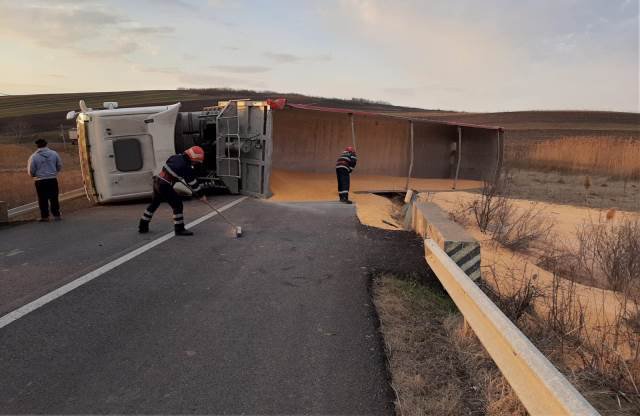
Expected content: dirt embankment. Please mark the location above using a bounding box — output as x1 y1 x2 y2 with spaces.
427 191 638 322
424 191 640 412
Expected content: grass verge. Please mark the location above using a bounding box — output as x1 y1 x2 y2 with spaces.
372 274 526 415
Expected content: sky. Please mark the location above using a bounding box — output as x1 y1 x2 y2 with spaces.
0 0 638 112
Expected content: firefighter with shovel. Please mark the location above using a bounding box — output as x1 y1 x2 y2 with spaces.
336 146 357 204
138 146 205 236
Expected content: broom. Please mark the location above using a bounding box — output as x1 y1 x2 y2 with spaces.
200 197 243 238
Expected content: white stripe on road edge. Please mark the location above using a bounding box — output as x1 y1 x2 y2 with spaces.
0 196 247 330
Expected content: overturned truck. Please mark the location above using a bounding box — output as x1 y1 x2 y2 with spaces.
68 99 503 203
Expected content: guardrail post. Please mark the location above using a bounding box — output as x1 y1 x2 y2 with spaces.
0 201 8 223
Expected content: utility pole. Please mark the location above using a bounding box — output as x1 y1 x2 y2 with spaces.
60 124 67 151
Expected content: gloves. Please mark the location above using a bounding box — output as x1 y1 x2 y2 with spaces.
191 183 204 198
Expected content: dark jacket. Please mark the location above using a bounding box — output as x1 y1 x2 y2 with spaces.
336 151 357 173
159 154 202 193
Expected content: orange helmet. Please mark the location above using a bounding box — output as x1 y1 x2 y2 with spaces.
185 146 205 163
345 146 355 153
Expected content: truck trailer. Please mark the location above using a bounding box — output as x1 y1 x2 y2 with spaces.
68 98 504 204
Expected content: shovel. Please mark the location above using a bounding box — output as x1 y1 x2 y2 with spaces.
200 197 243 238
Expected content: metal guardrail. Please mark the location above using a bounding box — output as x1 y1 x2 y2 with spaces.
424 238 599 415
7 188 86 218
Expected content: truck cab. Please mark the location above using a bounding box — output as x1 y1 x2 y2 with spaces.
71 100 272 203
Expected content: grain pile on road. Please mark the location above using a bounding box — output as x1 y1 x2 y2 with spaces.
269 169 481 230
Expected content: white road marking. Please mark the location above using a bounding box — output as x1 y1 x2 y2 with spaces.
0 197 247 330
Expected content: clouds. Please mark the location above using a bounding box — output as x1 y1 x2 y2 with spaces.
123 26 175 36
131 64 266 89
210 65 271 74
263 52 332 64
322 0 638 111
0 1 175 58
176 72 265 89
0 0 636 111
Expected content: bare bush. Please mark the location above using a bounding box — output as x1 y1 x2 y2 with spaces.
469 173 554 252
574 217 640 293
482 263 542 324
492 203 555 252
545 273 587 354
470 177 511 232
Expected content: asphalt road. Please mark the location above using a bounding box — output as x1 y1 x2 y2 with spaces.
0 197 398 414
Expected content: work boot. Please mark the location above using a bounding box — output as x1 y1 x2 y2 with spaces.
175 225 194 236
339 193 353 204
138 219 150 234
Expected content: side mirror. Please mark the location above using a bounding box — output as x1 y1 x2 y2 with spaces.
66 110 77 120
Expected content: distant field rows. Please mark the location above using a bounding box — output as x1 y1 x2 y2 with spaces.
0 90 208 118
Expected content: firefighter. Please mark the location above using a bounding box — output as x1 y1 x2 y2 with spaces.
336 145 357 204
138 146 205 236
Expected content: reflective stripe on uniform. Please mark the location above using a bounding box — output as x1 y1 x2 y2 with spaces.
338 191 349 194
163 164 184 182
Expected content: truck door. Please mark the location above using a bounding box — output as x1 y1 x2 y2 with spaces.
216 101 272 197
104 133 155 199
240 104 272 197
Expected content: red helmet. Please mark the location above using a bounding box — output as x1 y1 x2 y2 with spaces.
345 146 355 153
185 146 205 163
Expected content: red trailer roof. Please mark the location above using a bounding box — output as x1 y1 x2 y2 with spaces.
286 103 503 131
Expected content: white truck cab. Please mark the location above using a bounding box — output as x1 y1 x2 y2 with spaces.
70 100 272 203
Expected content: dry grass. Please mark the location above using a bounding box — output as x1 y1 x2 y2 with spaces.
504 169 639 212
481 260 640 414
0 143 79 170
508 137 640 180
0 170 83 208
0 143 82 208
441 180 640 413
373 274 525 415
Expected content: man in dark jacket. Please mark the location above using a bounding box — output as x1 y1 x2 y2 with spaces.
336 146 357 204
138 146 205 236
27 139 63 221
